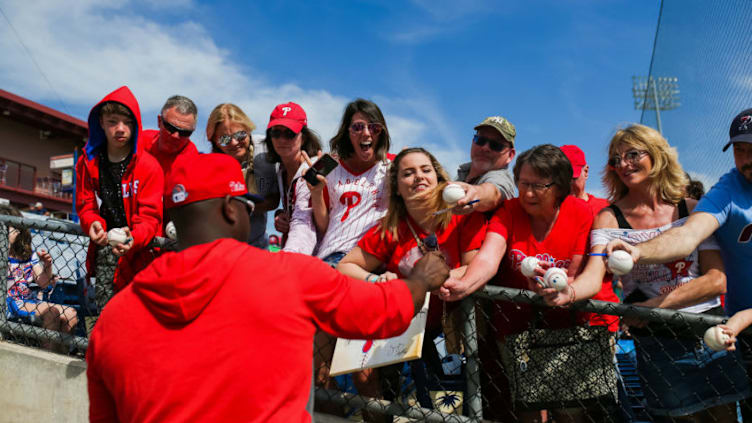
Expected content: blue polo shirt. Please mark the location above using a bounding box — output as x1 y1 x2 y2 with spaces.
695 168 752 314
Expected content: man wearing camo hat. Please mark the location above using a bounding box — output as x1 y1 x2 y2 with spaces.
452 116 517 214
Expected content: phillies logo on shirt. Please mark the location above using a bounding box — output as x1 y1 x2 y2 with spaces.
739 223 752 243
340 191 361 222
663 259 693 279
508 249 571 272
664 258 693 279
121 180 139 198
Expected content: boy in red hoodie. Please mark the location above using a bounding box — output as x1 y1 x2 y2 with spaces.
76 86 163 295
86 153 450 423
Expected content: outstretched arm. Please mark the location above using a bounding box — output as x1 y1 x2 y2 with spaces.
607 212 720 264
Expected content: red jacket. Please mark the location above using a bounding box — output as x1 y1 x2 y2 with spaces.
86 238 415 423
76 86 164 291
141 129 199 194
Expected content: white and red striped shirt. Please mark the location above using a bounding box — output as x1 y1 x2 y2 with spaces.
315 159 390 260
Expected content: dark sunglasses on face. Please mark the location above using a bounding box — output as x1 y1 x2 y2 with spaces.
231 196 256 215
218 131 248 147
160 116 194 138
349 122 383 136
608 150 648 168
472 135 510 152
270 128 296 139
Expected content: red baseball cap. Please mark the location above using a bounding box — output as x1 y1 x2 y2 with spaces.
165 153 263 209
267 102 307 133
560 145 587 179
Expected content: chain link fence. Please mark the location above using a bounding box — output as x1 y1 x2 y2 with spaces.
313 285 752 422
2 214 751 421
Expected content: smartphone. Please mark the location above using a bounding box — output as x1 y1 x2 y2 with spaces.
303 154 339 186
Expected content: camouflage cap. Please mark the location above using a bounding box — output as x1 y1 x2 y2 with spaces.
474 116 516 146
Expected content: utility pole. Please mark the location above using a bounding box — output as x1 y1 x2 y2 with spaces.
632 76 680 134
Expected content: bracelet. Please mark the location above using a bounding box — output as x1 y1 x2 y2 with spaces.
366 273 379 283
568 285 577 306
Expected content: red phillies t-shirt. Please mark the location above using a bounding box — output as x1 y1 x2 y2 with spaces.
359 212 487 331
488 196 600 337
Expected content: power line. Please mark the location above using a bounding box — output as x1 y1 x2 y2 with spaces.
0 4 71 115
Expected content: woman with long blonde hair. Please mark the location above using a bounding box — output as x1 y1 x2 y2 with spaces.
543 124 749 421
336 147 485 413
206 103 280 248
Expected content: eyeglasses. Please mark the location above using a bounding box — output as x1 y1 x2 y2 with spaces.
472 135 510 152
518 181 555 193
608 150 648 168
218 131 248 147
349 122 383 136
160 116 194 138
270 128 296 139
231 196 256 215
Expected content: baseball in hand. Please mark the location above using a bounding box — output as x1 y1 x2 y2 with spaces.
107 228 128 247
442 184 466 204
165 221 177 240
520 257 540 278
703 326 730 351
543 267 568 291
608 250 634 276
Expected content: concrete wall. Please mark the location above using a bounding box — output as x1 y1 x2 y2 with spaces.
0 341 87 423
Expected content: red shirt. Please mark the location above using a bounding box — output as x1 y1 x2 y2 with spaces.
488 196 612 336
87 239 415 423
585 193 610 217
359 212 487 331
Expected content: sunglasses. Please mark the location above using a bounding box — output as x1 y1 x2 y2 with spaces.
608 150 648 168
231 196 256 215
218 131 248 147
349 122 383 136
472 135 510 152
160 116 194 138
270 128 296 139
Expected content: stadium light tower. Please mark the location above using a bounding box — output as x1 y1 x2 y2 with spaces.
632 76 680 134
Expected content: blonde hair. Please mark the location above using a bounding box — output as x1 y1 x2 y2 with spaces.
380 148 452 241
603 124 688 204
206 103 258 193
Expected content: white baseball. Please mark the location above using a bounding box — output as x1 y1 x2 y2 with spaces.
703 326 730 351
608 250 634 276
442 184 466 204
520 257 540 278
544 267 568 291
165 221 177 240
107 227 128 247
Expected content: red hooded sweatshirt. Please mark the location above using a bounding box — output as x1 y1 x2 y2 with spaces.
140 129 199 193
76 86 164 291
86 238 415 422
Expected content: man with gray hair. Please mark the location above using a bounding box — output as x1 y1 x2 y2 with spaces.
142 95 200 181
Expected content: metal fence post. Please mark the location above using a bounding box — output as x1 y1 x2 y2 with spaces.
461 296 482 421
0 222 9 330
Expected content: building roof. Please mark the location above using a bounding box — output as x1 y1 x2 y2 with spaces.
0 88 87 140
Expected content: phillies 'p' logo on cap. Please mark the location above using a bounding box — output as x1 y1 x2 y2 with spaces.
724 108 752 151
267 102 308 134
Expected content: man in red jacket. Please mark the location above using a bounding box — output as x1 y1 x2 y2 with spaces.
76 86 163 294
141 95 199 182
86 153 450 423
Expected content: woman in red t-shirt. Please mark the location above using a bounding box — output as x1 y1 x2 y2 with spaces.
337 147 486 406
447 144 615 421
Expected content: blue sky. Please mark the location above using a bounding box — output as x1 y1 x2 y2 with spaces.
0 0 662 221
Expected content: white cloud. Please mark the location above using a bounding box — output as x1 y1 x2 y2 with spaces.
0 0 466 165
